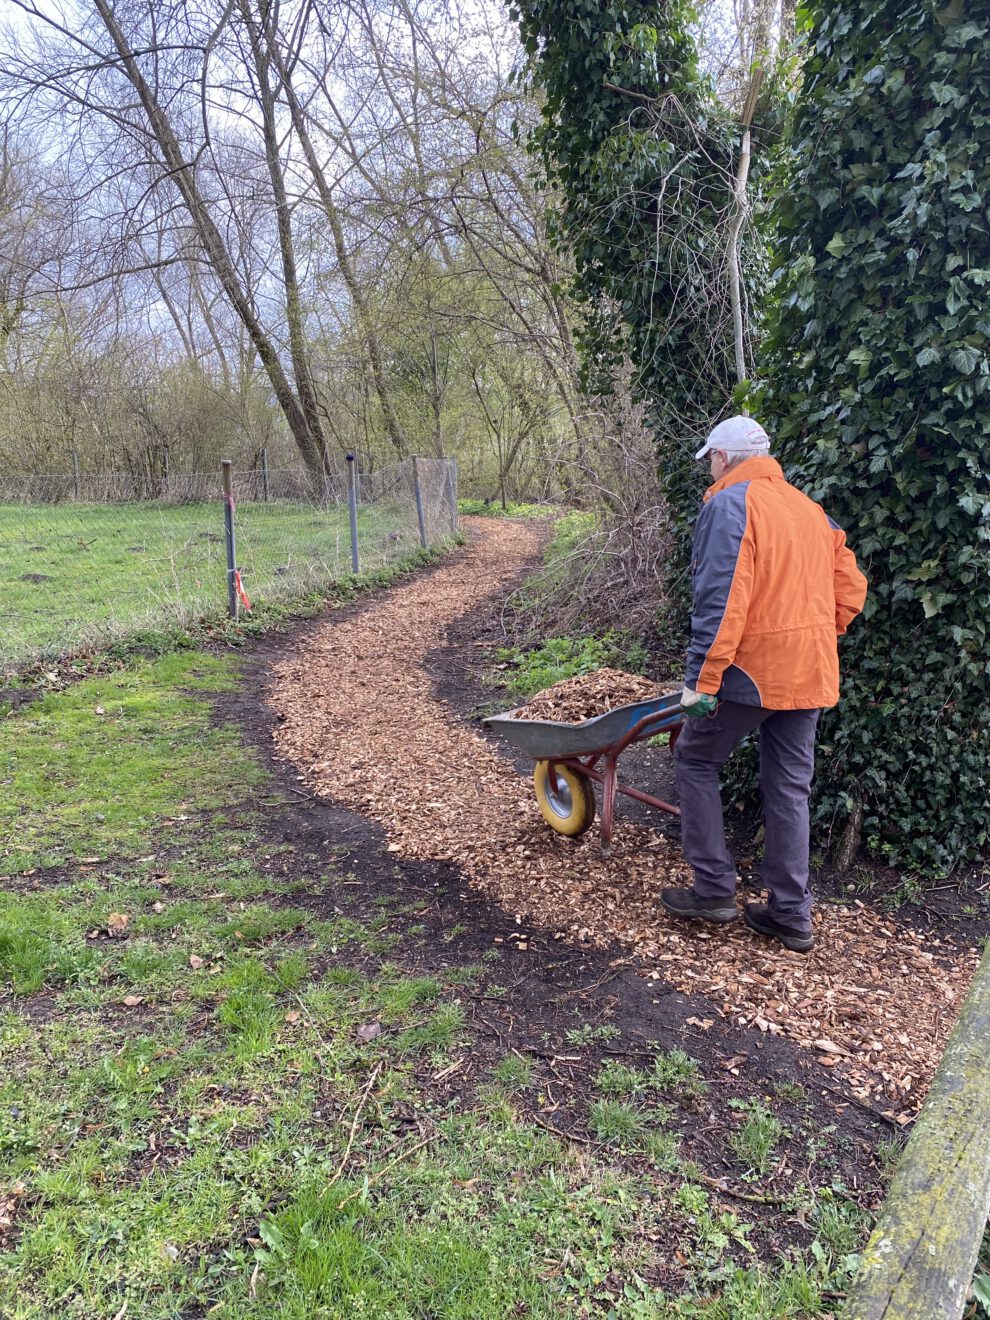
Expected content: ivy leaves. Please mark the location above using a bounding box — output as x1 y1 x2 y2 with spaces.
511 1 749 613
764 1 990 871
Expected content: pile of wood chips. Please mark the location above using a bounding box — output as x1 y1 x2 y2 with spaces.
271 517 979 1120
511 668 670 723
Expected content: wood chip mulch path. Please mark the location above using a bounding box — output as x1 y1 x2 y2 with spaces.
511 668 671 723
270 518 978 1120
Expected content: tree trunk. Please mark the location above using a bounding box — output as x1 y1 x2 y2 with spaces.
257 14 410 455
844 944 990 1319
238 0 331 474
833 800 863 873
91 0 328 476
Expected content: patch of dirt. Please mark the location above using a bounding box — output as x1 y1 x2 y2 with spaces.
0 1180 27 1250
268 517 978 1120
0 687 46 714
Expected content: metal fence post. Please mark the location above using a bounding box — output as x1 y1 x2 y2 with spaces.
449 457 459 533
220 459 238 620
412 456 428 548
162 446 169 497
346 453 360 574
72 450 80 501
260 447 269 503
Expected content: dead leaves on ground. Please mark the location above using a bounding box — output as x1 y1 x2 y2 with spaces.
0 1182 26 1247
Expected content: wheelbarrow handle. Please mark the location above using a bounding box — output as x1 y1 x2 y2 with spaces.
612 707 685 757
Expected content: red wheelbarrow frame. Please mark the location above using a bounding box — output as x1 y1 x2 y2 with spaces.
545 707 684 852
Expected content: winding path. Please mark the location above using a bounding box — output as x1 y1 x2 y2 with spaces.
270 519 977 1116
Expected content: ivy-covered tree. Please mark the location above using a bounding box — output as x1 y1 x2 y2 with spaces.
764 2 990 871
510 0 747 594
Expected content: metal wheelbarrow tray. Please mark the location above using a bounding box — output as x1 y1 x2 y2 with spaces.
483 690 685 852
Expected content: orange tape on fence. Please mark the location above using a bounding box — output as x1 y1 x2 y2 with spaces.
234 570 252 612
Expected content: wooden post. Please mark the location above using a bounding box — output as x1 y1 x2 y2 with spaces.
71 449 80 501
346 453 360 574
844 944 990 1319
411 456 428 548
220 459 238 620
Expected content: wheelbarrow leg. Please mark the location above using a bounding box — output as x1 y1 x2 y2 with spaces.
600 753 618 855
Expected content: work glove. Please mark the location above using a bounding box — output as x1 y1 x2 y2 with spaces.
680 686 718 719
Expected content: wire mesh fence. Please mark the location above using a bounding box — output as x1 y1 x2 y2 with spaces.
0 455 457 673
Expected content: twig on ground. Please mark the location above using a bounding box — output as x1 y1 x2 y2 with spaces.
548 966 627 1004
528 1113 595 1145
328 1063 383 1190
815 1082 903 1128
697 1174 791 1206
335 1133 438 1210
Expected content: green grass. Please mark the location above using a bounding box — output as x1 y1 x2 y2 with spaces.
594 1061 648 1097
507 508 595 612
0 651 264 877
457 498 552 518
728 1100 786 1177
653 1048 706 1096
0 643 869 1318
588 1098 652 1148
0 499 434 668
492 1054 535 1088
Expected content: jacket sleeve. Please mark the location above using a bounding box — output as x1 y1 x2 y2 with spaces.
685 488 754 695
829 519 868 635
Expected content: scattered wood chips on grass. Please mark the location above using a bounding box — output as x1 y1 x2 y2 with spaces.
271 517 979 1120
511 668 672 723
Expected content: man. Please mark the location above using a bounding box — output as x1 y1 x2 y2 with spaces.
661 416 867 953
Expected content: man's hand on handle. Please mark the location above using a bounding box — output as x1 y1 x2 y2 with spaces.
679 686 718 719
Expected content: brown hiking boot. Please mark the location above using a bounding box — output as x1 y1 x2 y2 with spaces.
661 888 738 925
743 903 814 953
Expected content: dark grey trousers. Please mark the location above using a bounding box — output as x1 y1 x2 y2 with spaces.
673 700 820 928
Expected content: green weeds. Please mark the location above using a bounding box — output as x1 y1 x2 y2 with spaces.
493 1054 535 1088
653 1047 705 1096
594 1060 648 1096
565 1022 621 1048
728 1099 785 1176
493 630 648 701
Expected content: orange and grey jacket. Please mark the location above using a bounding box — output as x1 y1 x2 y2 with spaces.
686 456 868 710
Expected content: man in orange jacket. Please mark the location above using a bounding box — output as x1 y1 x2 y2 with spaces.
661 416 867 952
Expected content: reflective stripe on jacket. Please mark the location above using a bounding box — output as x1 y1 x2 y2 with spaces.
685 456 868 710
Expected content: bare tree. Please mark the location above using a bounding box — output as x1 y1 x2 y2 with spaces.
0 0 586 496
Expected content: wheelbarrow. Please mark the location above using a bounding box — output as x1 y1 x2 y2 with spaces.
483 691 686 852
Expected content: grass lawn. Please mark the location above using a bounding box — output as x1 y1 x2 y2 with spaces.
0 647 872 1318
0 500 424 670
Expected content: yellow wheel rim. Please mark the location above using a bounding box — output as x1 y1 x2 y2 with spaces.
533 761 596 837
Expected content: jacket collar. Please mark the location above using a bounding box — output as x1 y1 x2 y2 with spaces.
703 455 784 502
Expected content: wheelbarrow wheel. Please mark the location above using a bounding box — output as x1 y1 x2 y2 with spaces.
533 761 596 837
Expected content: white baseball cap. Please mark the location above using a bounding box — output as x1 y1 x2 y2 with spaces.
694 415 770 460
